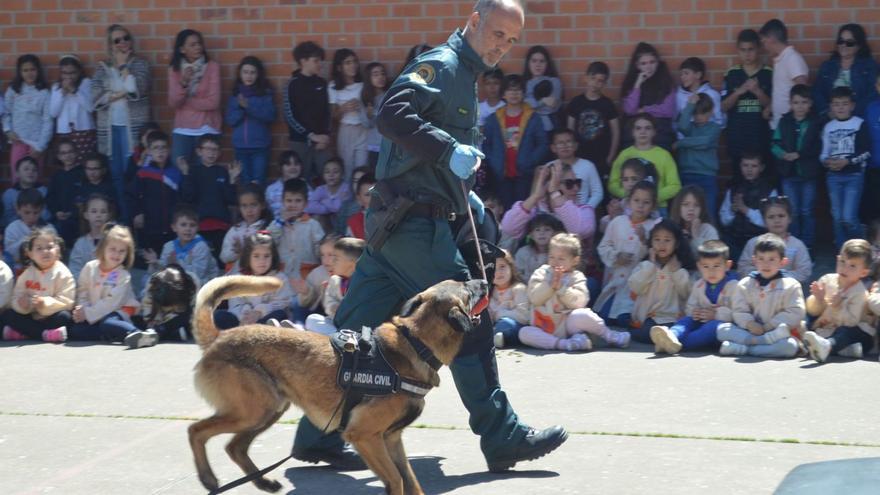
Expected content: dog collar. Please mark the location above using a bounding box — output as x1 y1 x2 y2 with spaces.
400 325 443 371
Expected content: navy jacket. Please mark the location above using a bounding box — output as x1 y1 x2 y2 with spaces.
182 164 236 224
127 163 188 236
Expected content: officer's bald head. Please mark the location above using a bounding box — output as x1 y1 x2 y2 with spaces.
466 0 524 67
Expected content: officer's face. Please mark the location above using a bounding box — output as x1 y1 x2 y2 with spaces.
467 5 524 67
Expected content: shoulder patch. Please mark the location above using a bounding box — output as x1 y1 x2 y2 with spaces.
413 63 436 85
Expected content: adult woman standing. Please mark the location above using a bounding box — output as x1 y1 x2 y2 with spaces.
813 23 879 118
167 29 221 167
92 24 151 221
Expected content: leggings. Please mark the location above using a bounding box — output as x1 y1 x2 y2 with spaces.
518 308 609 350
3 309 73 340
68 312 138 342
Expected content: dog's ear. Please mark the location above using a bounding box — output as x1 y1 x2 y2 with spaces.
400 294 423 317
447 306 473 333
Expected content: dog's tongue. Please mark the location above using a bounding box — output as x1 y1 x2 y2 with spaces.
471 295 489 317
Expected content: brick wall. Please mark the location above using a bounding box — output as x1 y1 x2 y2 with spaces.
1 0 879 175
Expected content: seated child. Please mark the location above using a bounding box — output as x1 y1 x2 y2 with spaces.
736 196 812 284
519 233 630 351
266 150 307 220
491 249 530 349
0 260 14 313
626 219 693 343
670 185 719 258
213 232 293 330
596 180 661 325
650 240 738 354
145 206 219 286
305 237 363 335
4 189 56 267
599 157 657 233
219 184 271 272
304 157 351 229
1 228 73 342
344 173 375 239
511 213 564 282
75 152 117 216
546 129 603 208
334 165 370 235
46 138 83 246
802 239 875 362
290 233 339 323
68 225 147 347
2 156 49 227
716 233 804 358
269 178 325 280
68 194 113 280
136 263 197 341
719 153 777 263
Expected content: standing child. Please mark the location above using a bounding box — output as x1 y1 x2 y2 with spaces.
626 219 694 343
284 41 331 180
225 56 276 185
600 157 657 233
145 206 218 285
220 184 271 272
511 213 565 282
650 240 738 354
179 134 240 259
722 29 773 171
772 84 823 248
213 232 293 329
478 68 506 131
483 74 549 208
329 48 367 179
362 62 389 170
523 45 563 132
68 194 114 280
676 57 724 130
491 249 530 349
1 228 73 342
719 153 778 263
46 139 84 246
269 178 325 280
49 55 96 162
519 233 629 352
820 86 871 248
737 197 813 284
803 239 875 362
608 113 681 211
716 233 804 358
566 61 620 177
670 185 719 258
675 93 722 216
266 150 306 220
3 54 52 182
69 225 147 346
4 189 55 267
304 157 351 227
305 237 363 335
620 43 677 150
2 156 49 227
596 180 661 326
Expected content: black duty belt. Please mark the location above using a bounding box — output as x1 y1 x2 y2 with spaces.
408 202 457 221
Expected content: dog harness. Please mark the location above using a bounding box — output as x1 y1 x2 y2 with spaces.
329 326 439 431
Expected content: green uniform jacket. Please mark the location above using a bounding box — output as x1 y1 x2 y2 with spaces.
375 29 491 215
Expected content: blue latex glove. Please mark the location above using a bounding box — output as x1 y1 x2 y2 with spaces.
449 144 485 180
468 190 485 224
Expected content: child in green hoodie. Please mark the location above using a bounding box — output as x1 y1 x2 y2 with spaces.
675 93 722 218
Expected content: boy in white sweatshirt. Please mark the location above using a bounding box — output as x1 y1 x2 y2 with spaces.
803 239 874 362
716 233 805 357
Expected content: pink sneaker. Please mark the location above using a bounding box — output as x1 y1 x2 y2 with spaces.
41 327 68 343
3 326 26 341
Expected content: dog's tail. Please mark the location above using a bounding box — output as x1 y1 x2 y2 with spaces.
193 275 283 350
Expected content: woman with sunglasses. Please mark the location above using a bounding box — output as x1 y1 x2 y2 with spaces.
92 24 152 223
813 23 879 118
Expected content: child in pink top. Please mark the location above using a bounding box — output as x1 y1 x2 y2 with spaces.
620 43 677 150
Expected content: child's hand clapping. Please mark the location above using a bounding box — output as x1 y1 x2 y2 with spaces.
17 294 31 311
176 156 190 175
551 265 564 290
73 305 86 323
746 321 765 336
810 281 826 301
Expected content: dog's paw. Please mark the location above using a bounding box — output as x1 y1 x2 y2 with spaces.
199 473 219 491
255 477 282 492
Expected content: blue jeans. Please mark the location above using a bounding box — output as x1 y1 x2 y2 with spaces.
235 147 270 186
171 133 203 168
69 312 139 342
111 126 131 222
781 177 817 247
826 172 864 248
669 316 721 351
679 173 718 222
493 317 523 348
597 296 631 328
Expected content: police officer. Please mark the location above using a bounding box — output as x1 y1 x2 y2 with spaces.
291 0 568 472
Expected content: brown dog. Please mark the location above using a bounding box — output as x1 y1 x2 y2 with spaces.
188 275 488 494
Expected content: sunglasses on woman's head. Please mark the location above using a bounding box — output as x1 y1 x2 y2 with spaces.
562 178 582 189
837 39 857 47
114 34 132 44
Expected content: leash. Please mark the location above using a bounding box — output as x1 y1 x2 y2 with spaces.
461 175 490 317
208 454 292 494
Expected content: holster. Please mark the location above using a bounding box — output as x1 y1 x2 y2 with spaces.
366 181 414 252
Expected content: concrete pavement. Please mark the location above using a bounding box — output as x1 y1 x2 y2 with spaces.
2 340 878 494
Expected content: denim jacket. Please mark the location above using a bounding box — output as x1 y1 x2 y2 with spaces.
813 56 879 118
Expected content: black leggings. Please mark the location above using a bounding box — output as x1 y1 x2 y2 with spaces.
3 309 73 340
830 326 874 353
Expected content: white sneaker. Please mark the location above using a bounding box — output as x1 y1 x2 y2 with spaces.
605 329 631 348
564 333 592 352
177 327 188 341
125 329 159 349
837 343 863 359
719 341 748 356
650 325 682 354
493 332 505 349
761 323 791 344
803 331 831 363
